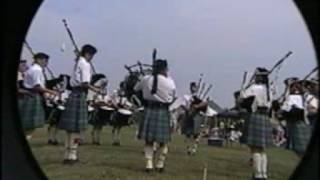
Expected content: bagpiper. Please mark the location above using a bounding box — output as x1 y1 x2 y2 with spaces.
134 59 176 173
58 44 102 164
239 67 273 180
20 53 58 139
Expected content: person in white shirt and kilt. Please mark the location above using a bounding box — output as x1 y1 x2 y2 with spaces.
19 53 58 139
58 44 102 164
240 67 273 180
134 59 176 173
301 78 318 130
181 82 208 155
88 75 111 145
109 82 134 146
279 79 312 156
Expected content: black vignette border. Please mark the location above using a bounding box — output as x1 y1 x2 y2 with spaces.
2 0 47 180
1 0 319 180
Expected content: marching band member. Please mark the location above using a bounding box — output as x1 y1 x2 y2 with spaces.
280 79 312 156
134 59 176 173
239 67 273 180
88 75 111 145
58 44 101 164
47 87 70 145
181 82 208 155
20 53 58 140
301 78 318 129
109 82 134 146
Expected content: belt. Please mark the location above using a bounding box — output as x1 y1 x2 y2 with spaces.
145 100 169 108
71 86 88 92
256 107 269 113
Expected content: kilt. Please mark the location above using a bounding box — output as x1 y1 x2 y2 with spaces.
47 107 64 126
89 108 113 126
58 90 88 132
182 113 204 138
139 105 171 143
242 111 273 148
287 120 312 155
109 111 132 128
18 93 45 131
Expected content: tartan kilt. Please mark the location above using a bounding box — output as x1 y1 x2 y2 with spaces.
19 93 45 131
242 112 273 148
89 108 113 126
47 108 64 126
109 111 132 128
58 90 88 132
287 120 312 155
182 113 204 137
139 106 171 143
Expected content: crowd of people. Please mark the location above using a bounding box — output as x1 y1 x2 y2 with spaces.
17 44 318 180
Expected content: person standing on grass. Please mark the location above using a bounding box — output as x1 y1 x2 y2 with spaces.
58 44 102 164
181 82 208 155
134 59 176 173
239 67 273 180
20 53 58 140
279 80 312 157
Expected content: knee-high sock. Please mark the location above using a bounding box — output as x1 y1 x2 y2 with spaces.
48 126 53 141
64 132 71 159
91 128 96 143
96 128 102 143
52 125 58 141
156 145 168 169
112 128 116 143
261 153 268 179
69 133 79 160
253 153 263 178
144 146 154 169
116 128 121 143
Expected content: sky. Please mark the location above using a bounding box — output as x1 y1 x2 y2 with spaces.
21 0 317 108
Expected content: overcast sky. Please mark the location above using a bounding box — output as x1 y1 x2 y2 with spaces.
21 0 317 107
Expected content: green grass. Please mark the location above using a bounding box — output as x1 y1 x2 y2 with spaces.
29 126 300 180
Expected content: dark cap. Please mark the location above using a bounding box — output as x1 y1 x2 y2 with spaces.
33 52 49 60
284 77 299 86
81 44 97 56
255 67 269 76
154 59 168 72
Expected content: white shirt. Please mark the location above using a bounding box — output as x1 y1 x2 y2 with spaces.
281 94 304 112
134 74 176 103
241 84 270 112
23 63 46 88
70 57 92 87
304 93 318 110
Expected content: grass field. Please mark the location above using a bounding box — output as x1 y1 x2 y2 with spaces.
29 125 300 180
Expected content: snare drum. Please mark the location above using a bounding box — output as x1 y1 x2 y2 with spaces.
110 108 133 127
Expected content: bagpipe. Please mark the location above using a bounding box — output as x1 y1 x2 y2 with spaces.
122 50 154 107
23 40 71 117
238 51 293 113
188 74 213 117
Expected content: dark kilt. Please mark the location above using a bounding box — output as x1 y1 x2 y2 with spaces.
242 111 273 148
89 108 114 126
287 120 312 155
109 111 132 128
58 90 88 132
47 107 64 126
139 104 171 143
18 93 45 131
182 113 204 138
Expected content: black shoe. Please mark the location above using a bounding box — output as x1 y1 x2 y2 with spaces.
48 140 53 145
52 140 59 145
112 142 120 146
156 168 164 173
145 168 153 173
63 159 79 165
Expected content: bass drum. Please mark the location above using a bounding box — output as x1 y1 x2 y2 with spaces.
110 108 133 127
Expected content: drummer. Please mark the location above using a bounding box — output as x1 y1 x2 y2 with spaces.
88 75 113 145
109 81 134 146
